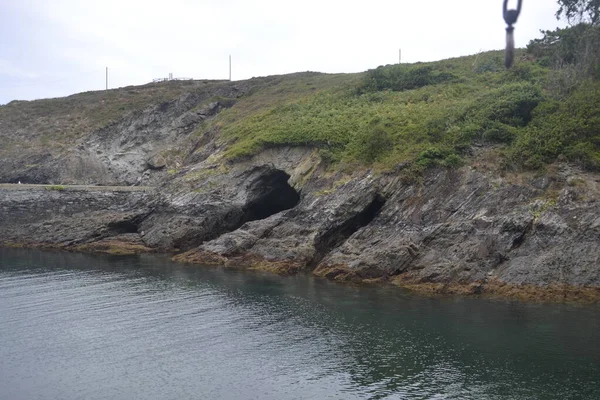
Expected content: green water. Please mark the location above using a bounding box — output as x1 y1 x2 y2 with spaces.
1 248 599 399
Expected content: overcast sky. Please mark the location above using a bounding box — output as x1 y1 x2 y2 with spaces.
0 0 565 105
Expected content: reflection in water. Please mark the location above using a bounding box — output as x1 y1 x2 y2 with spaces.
1 248 599 400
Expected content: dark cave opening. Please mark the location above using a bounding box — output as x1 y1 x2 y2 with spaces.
106 219 140 235
312 194 386 266
169 168 299 251
241 168 300 224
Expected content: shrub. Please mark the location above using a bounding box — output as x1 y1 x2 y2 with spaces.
46 185 66 191
528 24 600 85
443 153 464 168
346 119 394 163
415 147 446 168
455 83 541 146
482 123 517 144
362 64 457 92
361 126 394 162
473 83 542 127
506 81 600 169
564 142 600 169
473 55 504 73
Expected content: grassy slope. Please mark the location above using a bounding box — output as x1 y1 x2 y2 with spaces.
204 49 600 174
2 49 599 175
0 79 229 155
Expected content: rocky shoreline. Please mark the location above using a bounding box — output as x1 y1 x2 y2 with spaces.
2 77 599 304
2 148 599 303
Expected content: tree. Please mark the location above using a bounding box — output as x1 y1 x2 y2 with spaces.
527 0 600 82
556 0 600 25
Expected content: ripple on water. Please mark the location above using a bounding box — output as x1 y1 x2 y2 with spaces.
1 248 600 400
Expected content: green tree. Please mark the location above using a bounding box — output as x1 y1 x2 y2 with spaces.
528 1 600 82
556 0 600 25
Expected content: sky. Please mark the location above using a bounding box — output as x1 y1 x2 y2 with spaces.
0 0 566 105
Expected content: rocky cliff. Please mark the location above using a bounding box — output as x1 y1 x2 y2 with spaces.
167 147 600 302
1 66 599 302
2 149 599 302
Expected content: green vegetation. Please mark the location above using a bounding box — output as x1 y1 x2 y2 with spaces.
45 185 66 191
0 80 227 152
210 51 556 172
207 25 598 173
555 0 599 25
2 3 598 176
360 64 459 92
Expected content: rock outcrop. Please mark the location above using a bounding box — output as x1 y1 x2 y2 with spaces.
168 154 600 301
0 81 246 186
0 185 153 254
2 148 599 301
1 79 599 302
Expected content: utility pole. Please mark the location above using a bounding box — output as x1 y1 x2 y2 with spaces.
105 67 108 90
229 55 232 81
399 49 401 64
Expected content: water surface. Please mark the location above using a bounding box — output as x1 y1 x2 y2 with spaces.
1 248 599 399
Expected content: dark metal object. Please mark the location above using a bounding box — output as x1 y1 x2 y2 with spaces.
503 0 523 68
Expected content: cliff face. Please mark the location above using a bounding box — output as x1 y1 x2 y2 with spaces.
1 148 599 301
1 70 600 302
0 79 247 186
167 148 600 301
0 185 153 253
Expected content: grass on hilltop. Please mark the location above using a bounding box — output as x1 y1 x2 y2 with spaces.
203 48 599 173
2 38 599 176
0 79 228 152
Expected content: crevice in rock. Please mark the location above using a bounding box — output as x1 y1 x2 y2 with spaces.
510 219 533 250
241 168 300 223
312 194 386 267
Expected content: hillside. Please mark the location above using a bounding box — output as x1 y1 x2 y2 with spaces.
1 49 599 185
1 48 600 302
4 51 600 188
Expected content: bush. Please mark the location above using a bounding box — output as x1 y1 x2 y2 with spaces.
45 185 66 191
413 147 463 169
455 83 541 146
346 119 394 163
474 83 542 127
528 24 600 84
415 147 446 168
473 55 504 73
482 123 517 143
443 153 464 168
506 81 600 169
362 64 457 92
564 142 600 169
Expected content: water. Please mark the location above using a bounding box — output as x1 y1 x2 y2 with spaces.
1 248 599 400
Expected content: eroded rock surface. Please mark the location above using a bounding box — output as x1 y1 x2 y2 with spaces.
0 186 152 253
1 80 599 301
0 82 246 186
2 153 599 301
166 152 600 302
